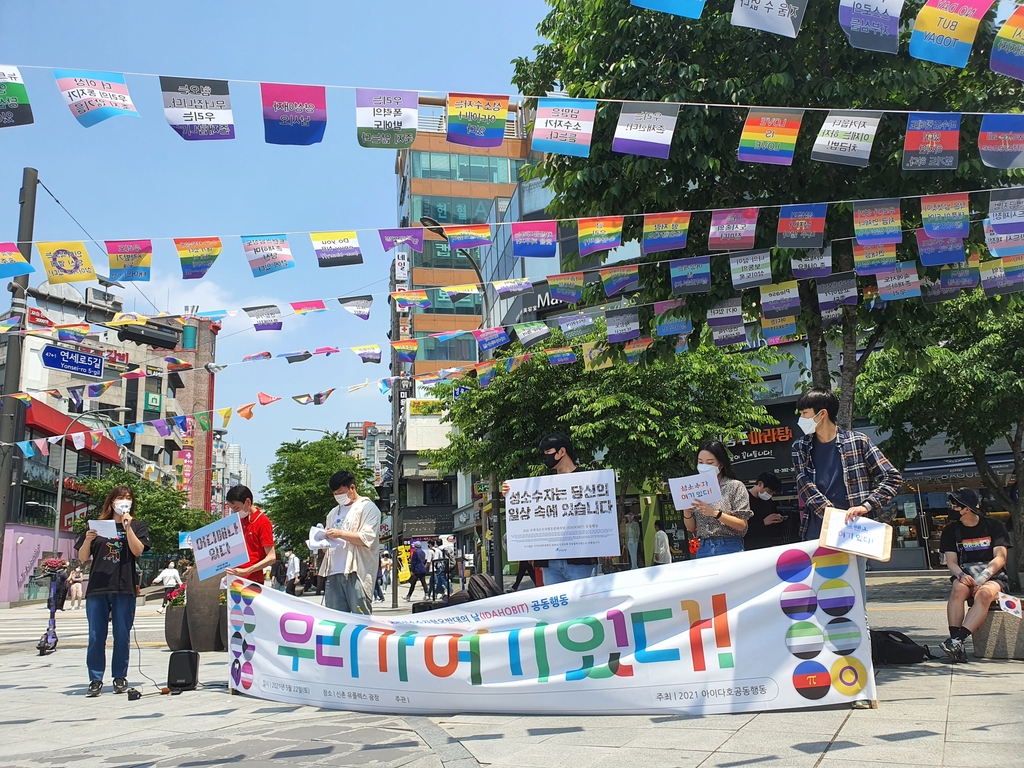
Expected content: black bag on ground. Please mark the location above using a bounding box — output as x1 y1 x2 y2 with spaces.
467 573 502 601
870 630 936 664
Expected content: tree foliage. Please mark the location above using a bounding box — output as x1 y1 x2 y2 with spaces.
425 323 778 493
511 0 1024 426
262 432 376 556
857 291 1024 571
76 467 212 557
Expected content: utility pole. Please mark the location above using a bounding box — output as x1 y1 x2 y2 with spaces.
0 168 38 581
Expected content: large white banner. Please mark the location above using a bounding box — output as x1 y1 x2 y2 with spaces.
227 542 876 715
504 469 620 560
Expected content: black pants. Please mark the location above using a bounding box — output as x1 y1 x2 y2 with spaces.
286 580 297 595
512 561 535 590
162 587 176 608
405 574 429 600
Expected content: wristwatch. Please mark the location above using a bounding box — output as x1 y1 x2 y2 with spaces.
715 511 723 520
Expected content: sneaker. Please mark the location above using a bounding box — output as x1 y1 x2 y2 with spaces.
112 678 128 694
941 637 968 663
851 699 872 709
86 681 102 697
157 608 165 615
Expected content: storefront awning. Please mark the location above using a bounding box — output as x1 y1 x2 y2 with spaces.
901 453 1015 482
26 400 122 465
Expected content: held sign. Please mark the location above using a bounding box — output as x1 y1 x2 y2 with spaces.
41 344 103 379
226 542 876 715
191 513 248 580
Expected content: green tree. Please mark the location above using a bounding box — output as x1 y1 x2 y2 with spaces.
857 291 1024 574
426 324 777 494
76 467 212 556
262 432 375 556
512 0 1023 427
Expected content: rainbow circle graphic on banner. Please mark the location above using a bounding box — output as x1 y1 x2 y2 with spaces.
812 548 849 579
780 584 818 619
824 617 862 655
818 579 856 617
831 656 868 697
776 549 812 582
785 621 824 659
792 660 832 700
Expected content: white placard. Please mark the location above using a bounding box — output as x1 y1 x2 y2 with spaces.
668 472 723 510
89 519 119 538
819 507 893 561
504 469 619 560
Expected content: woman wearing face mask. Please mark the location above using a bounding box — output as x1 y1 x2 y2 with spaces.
75 486 150 697
682 441 752 559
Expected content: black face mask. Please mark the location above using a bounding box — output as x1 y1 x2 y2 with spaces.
541 451 560 469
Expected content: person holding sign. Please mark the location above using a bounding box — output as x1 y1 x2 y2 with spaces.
681 441 752 558
74 486 150 698
224 485 276 584
323 470 380 615
940 488 1011 663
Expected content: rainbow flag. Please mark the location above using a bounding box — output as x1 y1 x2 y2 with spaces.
854 243 897 275
108 312 147 326
600 265 640 297
260 82 327 145
0 242 35 278
853 199 902 245
642 212 690 254
910 0 996 68
290 300 328 316
991 6 1024 82
444 224 492 250
9 392 33 407
391 290 431 309
921 193 970 239
475 360 498 387
578 217 624 258
446 93 508 148
548 272 584 304
55 323 89 344
532 97 597 158
624 337 654 364
174 237 221 280
105 239 152 282
390 339 419 363
0 318 18 334
545 347 577 366
737 108 803 165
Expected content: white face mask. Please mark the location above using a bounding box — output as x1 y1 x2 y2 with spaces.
798 412 821 435
697 463 718 475
758 492 773 501
335 493 353 507
113 500 132 515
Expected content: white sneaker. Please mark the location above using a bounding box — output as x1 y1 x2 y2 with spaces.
157 608 165 614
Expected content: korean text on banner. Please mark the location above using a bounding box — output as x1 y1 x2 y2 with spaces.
839 0 903 53
53 69 139 127
978 114 1024 169
532 98 597 158
242 235 296 277
175 237 222 280
0 242 34 278
260 83 327 145
191 513 248 580
447 93 509 148
105 239 152 282
853 199 902 245
505 469 619 560
709 208 758 250
612 102 679 159
920 193 970 238
578 217 625 258
903 113 960 170
738 109 803 165
0 66 33 128
159 76 234 141
731 0 808 37
643 212 690 254
791 247 832 279
811 111 883 167
671 256 711 294
909 0 996 69
36 241 97 284
777 204 826 249
511 221 558 258
310 231 363 268
820 508 893 561
669 472 723 510
225 541 877 714
355 88 417 148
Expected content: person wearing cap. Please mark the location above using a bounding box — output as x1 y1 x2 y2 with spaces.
404 541 431 601
940 488 1011 663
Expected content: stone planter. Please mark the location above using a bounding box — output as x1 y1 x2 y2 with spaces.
216 602 228 652
184 568 224 653
164 604 190 651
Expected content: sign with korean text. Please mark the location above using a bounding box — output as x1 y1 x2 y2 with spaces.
978 114 1024 169
816 271 858 311
730 250 773 289
903 113 960 170
921 192 970 238
175 237 222 280
916 230 965 266
532 97 597 158
191 513 248 580
876 261 921 301
990 6 1024 82
778 204 826 249
36 241 97 284
668 472 723 510
355 88 417 148
447 93 509 148
731 0 808 37
612 102 679 159
505 469 619 560
909 0 996 69
242 235 296 277
671 257 711 294
41 344 103 379
709 208 758 250
105 239 152 282
310 231 363 268
811 111 882 167
853 199 902 245
820 509 893 561
53 69 139 127
159 76 234 141
260 83 327 145
0 66 33 128
512 221 558 258
791 246 832 279
988 188 1024 235
839 0 903 53
643 212 690 254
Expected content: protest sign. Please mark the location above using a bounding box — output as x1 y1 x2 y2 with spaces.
89 519 118 539
668 472 723 510
504 469 619 561
819 508 893 562
227 541 876 714
191 513 248 580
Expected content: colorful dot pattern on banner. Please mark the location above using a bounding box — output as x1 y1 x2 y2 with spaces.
824 617 862 655
812 547 849 579
228 579 260 690
792 660 832 700
780 583 818 619
776 549 812 582
785 621 824 659
818 579 856 617
831 656 868 697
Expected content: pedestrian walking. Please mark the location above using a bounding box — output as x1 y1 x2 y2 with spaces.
626 514 641 569
683 441 753 558
373 554 386 603
652 520 672 565
270 553 287 592
431 540 451 598
74 486 150 698
284 548 301 595
68 565 84 609
323 470 381 615
511 559 536 591
152 561 182 614
404 542 430 601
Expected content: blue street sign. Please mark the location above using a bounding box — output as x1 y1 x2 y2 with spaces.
40 344 104 379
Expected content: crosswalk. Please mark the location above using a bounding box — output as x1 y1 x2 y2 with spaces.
0 604 168 652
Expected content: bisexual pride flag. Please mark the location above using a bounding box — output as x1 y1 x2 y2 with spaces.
260 83 327 145
737 108 803 166
290 300 328 316
511 221 557 258
642 212 690 255
532 98 597 158
174 237 222 280
447 93 508 148
53 70 139 127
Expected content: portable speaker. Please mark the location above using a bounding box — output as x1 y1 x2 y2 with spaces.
167 650 199 691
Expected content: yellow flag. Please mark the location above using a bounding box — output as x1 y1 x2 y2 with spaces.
108 312 148 326
36 241 97 284
217 406 233 428
582 341 612 371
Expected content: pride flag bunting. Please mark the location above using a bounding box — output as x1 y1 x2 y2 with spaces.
355 88 417 149
578 217 624 258
854 243 898 275
612 102 679 159
921 193 970 238
472 327 511 352
548 272 585 304
737 108 803 165
988 188 1024 234
642 212 690 255
174 237 221 280
532 97 597 158
0 242 34 278
792 247 833 279
979 114 1024 169
916 230 966 266
391 339 419 363
237 403 256 421
811 111 883 167
910 0 995 68
853 199 902 245
444 224 492 250
631 0 707 19
709 208 758 250
991 6 1024 82
53 69 139 127
447 93 508 148
105 239 152 282
338 295 373 320
730 250 773 289
839 0 903 53
352 345 382 364
670 256 711 295
242 235 295 278
493 278 534 297
475 360 498 387
310 231 362 267
877 261 922 301
243 305 283 332
761 281 801 318
545 347 578 366
36 241 97 284
158 76 234 140
290 300 328 316
624 337 654 364
511 221 557 258
777 204 827 249
260 83 327 145
903 113 960 170
391 290 431 309
600 265 640 296
0 67 32 128
378 228 425 253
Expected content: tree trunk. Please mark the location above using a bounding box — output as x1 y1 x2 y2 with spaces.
799 279 831 389
836 306 860 430
973 443 1023 589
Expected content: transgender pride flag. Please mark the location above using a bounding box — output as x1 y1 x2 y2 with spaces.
53 70 140 127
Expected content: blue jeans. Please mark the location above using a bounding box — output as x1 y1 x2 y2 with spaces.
542 560 599 585
85 593 136 682
432 567 450 597
695 537 744 559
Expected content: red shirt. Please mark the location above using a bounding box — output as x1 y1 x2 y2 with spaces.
240 507 274 583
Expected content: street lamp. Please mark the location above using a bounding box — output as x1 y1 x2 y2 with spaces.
50 407 131 554
293 428 330 434
419 216 492 328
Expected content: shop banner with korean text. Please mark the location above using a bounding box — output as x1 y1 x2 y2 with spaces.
226 542 876 714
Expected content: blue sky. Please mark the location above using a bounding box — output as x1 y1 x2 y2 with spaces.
0 0 549 494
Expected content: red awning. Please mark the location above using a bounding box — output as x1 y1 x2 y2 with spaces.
25 400 122 465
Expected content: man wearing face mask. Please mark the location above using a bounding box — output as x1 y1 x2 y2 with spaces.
744 472 786 550
323 470 381 615
225 485 276 584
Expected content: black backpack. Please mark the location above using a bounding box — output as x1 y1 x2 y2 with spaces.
870 630 936 665
467 573 502 601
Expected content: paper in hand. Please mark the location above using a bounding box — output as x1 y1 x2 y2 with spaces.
89 519 119 539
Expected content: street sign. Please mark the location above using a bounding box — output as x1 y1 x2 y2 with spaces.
40 344 104 379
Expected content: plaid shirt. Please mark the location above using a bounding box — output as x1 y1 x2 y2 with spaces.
793 427 902 539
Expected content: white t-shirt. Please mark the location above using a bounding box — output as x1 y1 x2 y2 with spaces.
325 497 381 599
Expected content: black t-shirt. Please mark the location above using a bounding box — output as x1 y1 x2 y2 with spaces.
805 437 849 541
75 520 151 596
940 516 1010 565
745 492 781 548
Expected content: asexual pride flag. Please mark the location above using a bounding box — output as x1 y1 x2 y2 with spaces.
159 76 234 141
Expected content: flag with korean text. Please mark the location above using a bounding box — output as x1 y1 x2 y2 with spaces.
777 204 826 249
159 76 234 140
731 0 808 37
709 208 758 250
261 83 327 145
978 114 1024 169
839 0 903 53
903 113 960 170
853 199 902 245
512 221 557 258
0 67 33 128
643 213 690 255
921 193 970 239
36 241 97 283
310 231 363 267
53 69 139 127
447 93 508 148
612 102 679 159
578 217 624 258
738 109 803 165
811 111 883 166
532 98 597 158
0 242 34 278
242 235 295 277
105 240 152 282
991 6 1024 81
355 88 417 148
175 237 221 280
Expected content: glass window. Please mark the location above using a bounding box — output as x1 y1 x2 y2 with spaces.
454 154 472 182
492 156 509 184
430 153 451 179
424 481 453 506
469 155 490 182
